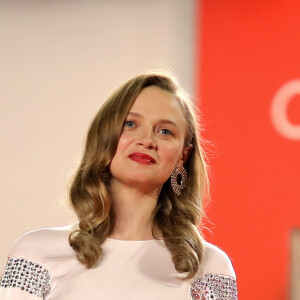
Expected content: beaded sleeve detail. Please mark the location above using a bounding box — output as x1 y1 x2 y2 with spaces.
190 274 238 300
0 257 51 299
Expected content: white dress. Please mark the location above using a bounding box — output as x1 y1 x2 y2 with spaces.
0 225 238 299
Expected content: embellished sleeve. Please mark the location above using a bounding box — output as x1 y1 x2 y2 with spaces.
0 256 51 299
190 274 238 300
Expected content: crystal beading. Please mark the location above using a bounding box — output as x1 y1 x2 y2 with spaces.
190 274 238 300
0 257 51 299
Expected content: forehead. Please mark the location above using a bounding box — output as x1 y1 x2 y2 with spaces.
129 86 187 127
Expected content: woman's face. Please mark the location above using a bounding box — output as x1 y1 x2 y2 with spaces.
109 86 191 191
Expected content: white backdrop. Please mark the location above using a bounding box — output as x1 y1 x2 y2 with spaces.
0 0 196 272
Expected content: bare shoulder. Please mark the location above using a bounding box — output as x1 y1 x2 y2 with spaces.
8 224 76 261
199 240 236 279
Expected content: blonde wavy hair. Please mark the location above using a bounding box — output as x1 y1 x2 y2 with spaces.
68 71 210 279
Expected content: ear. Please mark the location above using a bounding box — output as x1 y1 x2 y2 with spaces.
180 144 193 165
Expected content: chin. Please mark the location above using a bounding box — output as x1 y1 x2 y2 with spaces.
126 174 160 186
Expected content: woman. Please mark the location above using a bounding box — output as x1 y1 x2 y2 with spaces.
0 72 238 299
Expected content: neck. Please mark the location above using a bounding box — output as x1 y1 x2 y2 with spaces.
108 178 162 240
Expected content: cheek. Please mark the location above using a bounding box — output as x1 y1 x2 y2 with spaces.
113 134 133 157
156 143 183 183
158 142 183 166
110 133 136 177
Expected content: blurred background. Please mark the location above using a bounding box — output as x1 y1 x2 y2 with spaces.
0 1 299 299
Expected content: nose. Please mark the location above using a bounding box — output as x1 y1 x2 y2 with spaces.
136 129 157 150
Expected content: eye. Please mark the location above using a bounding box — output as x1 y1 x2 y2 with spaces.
158 128 172 136
124 120 136 128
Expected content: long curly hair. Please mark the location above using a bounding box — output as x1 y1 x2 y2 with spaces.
68 71 210 279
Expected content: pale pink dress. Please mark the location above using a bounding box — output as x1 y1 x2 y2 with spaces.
0 225 238 299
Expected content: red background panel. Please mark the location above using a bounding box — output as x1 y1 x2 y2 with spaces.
197 1 300 299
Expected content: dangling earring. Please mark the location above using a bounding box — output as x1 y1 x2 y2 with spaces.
170 161 187 196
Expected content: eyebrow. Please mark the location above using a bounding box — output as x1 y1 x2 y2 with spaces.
127 112 142 118
127 112 179 128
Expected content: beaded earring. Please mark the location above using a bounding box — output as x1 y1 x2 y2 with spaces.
170 161 187 196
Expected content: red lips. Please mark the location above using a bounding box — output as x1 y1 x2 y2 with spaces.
128 152 156 164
